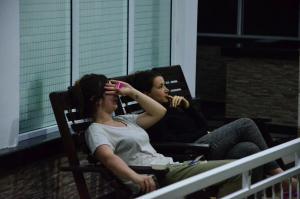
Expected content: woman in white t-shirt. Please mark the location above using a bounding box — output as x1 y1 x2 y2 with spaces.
76 74 240 196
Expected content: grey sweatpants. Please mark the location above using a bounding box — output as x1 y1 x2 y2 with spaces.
195 118 279 173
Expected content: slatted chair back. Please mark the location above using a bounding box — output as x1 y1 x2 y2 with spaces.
49 89 92 198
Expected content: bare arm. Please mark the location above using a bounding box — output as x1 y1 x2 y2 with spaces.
105 80 166 129
128 88 166 129
95 145 156 193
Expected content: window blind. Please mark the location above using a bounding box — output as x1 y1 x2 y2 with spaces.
19 0 172 135
20 0 71 133
134 0 171 71
79 0 127 77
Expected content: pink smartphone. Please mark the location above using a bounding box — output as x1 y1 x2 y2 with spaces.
116 81 125 89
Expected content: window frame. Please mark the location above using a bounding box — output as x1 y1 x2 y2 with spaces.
197 0 300 44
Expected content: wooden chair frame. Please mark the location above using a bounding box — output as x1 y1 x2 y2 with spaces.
49 89 168 199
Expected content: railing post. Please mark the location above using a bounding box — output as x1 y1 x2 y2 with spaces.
295 151 300 166
295 151 300 199
242 170 251 189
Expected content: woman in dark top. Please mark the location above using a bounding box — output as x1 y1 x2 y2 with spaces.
131 70 296 190
147 96 208 143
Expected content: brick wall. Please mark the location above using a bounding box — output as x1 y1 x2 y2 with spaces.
196 45 299 127
226 57 298 126
196 46 227 102
0 153 116 199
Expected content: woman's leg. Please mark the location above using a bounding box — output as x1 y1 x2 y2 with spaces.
225 142 264 183
225 142 261 159
163 160 241 197
195 119 297 191
195 118 279 172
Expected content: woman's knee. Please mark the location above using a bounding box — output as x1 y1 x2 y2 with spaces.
226 142 261 159
242 142 261 154
236 118 263 136
237 118 256 127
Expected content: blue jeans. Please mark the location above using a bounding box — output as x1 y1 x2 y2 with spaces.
195 118 279 173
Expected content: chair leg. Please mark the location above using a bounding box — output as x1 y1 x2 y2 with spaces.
72 171 91 199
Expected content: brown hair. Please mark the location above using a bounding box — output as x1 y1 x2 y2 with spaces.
131 70 161 93
73 74 108 117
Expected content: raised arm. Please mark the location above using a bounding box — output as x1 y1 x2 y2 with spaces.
105 80 166 129
95 145 156 193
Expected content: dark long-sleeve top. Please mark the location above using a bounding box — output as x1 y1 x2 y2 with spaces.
147 105 209 143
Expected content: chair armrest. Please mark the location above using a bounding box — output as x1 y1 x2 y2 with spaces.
206 117 272 131
60 164 107 172
210 117 272 123
60 164 168 176
129 165 169 176
152 142 210 154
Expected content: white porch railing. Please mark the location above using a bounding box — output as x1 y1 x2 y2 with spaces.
137 138 300 199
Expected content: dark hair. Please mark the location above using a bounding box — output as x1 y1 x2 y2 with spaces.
74 74 108 117
131 70 161 93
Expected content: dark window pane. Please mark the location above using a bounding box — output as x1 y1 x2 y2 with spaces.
198 0 237 34
244 0 299 37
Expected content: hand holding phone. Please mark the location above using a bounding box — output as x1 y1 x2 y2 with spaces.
116 81 125 89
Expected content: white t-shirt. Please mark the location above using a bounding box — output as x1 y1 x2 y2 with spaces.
85 114 173 166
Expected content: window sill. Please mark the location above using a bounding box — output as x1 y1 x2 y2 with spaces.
0 131 64 171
